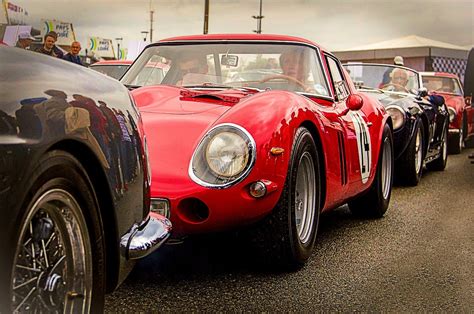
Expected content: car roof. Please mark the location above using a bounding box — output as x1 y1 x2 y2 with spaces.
91 60 133 66
156 33 328 52
419 71 459 79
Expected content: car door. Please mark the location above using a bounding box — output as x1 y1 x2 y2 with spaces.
324 55 373 197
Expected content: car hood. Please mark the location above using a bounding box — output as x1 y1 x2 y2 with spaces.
434 92 464 111
132 85 252 115
362 90 416 108
131 85 256 195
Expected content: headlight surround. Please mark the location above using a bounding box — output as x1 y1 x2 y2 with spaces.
447 107 456 123
386 105 406 130
189 123 256 188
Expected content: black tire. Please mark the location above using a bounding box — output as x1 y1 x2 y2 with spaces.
427 124 448 171
447 127 462 154
250 127 321 270
348 123 394 218
9 151 106 312
396 122 424 186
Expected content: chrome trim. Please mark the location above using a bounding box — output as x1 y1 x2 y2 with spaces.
448 129 460 134
120 215 172 260
189 123 257 189
385 105 406 129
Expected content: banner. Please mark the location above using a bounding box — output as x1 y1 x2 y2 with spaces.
4 0 29 25
41 19 76 46
3 25 31 46
118 48 128 60
88 36 115 59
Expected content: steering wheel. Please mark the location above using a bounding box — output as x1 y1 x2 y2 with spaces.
259 74 308 90
380 83 409 93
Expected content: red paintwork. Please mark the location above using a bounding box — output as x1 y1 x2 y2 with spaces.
421 72 474 139
92 60 133 66
133 34 389 236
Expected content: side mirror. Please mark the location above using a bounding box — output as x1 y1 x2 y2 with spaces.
347 94 364 111
465 96 472 107
417 87 428 98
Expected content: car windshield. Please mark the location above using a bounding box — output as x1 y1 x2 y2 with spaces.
90 64 130 80
344 64 420 95
421 75 463 95
121 43 330 97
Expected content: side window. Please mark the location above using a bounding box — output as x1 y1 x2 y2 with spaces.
326 56 350 101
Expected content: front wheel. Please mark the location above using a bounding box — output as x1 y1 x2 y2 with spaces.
349 123 394 218
251 127 321 270
396 122 424 186
10 151 105 312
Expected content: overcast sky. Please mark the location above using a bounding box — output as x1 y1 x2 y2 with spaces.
12 0 474 51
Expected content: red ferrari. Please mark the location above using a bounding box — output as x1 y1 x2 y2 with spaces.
421 72 474 154
122 34 394 268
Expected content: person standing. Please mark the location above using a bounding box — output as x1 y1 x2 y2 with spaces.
63 41 83 66
36 31 64 58
15 31 35 50
35 33 58 57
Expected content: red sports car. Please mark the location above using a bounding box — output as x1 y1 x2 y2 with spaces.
421 72 474 153
121 34 394 268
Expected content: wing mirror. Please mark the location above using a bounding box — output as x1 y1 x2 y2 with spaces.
465 96 472 107
347 94 364 111
339 94 363 116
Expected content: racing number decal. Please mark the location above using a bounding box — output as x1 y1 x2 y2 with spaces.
349 111 372 184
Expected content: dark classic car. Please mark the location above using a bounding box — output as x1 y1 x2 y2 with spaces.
420 72 474 154
0 47 171 312
344 63 449 186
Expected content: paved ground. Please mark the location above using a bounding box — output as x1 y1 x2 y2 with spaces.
106 148 474 312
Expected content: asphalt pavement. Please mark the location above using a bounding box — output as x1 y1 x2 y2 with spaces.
106 148 474 312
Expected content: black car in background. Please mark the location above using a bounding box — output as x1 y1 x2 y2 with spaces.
344 63 449 186
0 47 171 312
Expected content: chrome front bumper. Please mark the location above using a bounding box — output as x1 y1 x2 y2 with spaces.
120 213 172 260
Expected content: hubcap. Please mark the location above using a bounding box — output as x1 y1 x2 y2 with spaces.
11 189 92 313
294 152 316 244
415 128 423 175
442 128 448 160
381 137 393 199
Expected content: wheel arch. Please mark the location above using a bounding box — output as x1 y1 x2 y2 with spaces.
300 120 326 212
47 140 119 292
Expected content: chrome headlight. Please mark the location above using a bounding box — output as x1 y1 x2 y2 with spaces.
448 107 456 123
189 123 256 188
386 105 406 130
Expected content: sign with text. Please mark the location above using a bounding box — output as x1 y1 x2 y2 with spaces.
4 0 30 25
88 36 115 59
41 19 76 46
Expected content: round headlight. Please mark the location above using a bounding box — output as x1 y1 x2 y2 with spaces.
206 131 249 177
386 106 405 130
190 123 256 188
448 107 456 123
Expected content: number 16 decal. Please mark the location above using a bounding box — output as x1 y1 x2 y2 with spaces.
349 111 372 184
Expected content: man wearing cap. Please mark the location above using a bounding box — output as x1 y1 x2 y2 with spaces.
15 31 35 50
63 41 83 66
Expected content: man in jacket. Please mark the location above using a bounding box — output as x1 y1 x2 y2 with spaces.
63 41 83 66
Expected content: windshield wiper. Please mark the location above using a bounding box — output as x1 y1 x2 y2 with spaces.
358 85 387 94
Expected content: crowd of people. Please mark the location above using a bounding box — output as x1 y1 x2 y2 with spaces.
15 30 83 66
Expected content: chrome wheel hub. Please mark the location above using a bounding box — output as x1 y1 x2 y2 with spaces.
294 152 316 244
11 189 92 313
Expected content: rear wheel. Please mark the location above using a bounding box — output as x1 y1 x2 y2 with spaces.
396 122 424 186
250 127 321 270
349 123 393 218
448 127 463 155
10 151 105 312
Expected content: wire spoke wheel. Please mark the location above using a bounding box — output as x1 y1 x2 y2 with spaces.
12 189 92 313
381 136 393 200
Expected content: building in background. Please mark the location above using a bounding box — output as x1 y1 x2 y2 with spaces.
334 35 469 81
